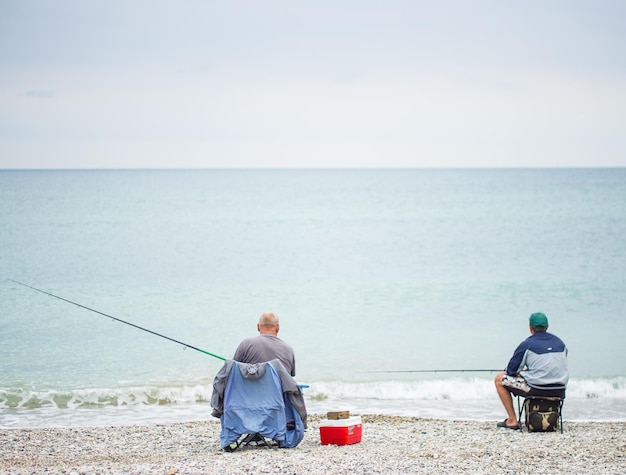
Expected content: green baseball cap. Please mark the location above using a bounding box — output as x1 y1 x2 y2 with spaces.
529 312 548 329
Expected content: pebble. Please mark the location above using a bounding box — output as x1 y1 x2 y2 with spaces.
1 415 625 474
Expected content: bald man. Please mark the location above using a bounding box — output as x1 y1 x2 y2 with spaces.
232 312 296 376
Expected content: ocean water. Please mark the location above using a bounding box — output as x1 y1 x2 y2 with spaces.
1 168 625 428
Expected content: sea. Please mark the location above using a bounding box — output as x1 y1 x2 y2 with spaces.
1 168 625 428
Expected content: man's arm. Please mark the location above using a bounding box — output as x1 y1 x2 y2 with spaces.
505 340 528 376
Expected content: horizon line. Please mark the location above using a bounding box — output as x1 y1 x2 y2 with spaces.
2 165 625 172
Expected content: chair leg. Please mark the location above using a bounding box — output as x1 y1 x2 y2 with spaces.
516 395 524 432
241 433 270 447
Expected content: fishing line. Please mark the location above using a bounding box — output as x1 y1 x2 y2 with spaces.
366 369 501 373
9 279 226 361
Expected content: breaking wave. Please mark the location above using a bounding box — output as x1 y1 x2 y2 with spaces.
2 376 624 412
0 381 214 411
305 376 626 402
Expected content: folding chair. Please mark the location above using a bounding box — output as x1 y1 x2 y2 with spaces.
517 395 564 433
212 359 306 451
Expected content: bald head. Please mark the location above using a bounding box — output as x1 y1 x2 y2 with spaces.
257 312 279 335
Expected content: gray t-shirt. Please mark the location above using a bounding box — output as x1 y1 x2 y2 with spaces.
233 334 296 376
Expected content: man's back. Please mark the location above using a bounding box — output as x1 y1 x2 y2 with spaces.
233 333 296 376
510 331 568 388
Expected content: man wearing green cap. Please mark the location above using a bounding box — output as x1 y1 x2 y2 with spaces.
494 312 569 429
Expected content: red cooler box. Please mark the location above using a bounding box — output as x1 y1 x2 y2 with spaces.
319 416 362 445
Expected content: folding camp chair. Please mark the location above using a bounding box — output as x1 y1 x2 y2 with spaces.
214 360 306 451
517 395 564 433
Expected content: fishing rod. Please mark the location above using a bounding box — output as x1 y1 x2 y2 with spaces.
366 369 501 373
9 279 226 361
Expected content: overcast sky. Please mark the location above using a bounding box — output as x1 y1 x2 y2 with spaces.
1 1 625 168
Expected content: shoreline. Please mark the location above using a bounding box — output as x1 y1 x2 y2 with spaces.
2 415 625 474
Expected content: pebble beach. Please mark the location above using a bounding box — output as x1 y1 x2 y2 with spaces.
2 415 625 474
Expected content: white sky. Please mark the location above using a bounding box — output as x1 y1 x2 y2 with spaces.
1 0 625 168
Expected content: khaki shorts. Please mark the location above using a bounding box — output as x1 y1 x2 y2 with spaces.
502 374 531 396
